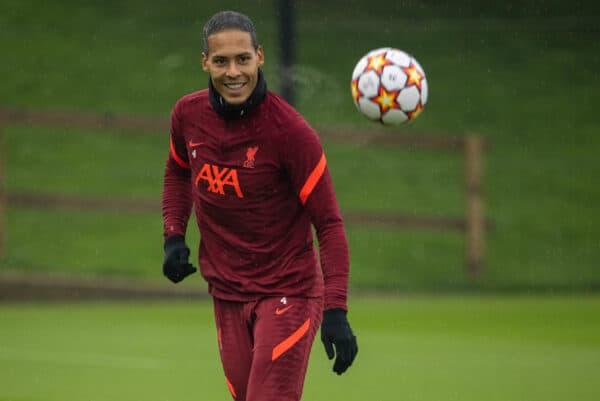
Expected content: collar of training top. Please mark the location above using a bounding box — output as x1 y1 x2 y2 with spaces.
208 68 267 121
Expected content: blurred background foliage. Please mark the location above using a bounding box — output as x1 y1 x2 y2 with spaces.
0 0 599 292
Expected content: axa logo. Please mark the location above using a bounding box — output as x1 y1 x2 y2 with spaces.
195 163 244 198
243 146 259 168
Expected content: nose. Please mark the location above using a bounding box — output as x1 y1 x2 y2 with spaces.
226 61 241 77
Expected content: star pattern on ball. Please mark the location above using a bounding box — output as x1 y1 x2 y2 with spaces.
351 79 361 104
407 102 424 120
402 62 424 90
366 53 392 75
371 85 400 114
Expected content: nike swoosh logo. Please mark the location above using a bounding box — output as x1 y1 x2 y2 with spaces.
275 305 294 315
188 140 204 148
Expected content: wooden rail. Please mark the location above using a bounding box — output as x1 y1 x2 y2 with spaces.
0 107 487 275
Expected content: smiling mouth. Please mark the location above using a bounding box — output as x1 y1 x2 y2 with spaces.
224 82 246 90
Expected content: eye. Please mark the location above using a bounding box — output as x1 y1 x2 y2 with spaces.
213 57 226 66
238 55 251 64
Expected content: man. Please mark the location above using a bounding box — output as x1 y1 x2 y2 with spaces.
161 10 358 401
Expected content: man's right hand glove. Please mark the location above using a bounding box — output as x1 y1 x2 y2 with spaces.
321 308 358 375
162 235 197 283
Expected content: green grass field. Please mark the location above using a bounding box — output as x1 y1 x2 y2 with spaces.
1 3 598 400
1 295 599 401
1 0 599 290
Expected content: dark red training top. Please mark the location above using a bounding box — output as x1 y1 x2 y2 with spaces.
162 89 349 310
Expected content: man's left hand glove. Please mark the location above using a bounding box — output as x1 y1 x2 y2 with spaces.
321 308 358 375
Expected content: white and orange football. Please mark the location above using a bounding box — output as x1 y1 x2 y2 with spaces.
351 47 428 125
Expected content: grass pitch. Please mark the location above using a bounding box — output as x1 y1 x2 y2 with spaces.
1 295 599 401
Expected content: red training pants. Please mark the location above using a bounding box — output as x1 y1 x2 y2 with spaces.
213 296 323 401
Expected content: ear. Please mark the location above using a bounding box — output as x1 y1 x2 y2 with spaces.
257 46 264 67
201 52 209 72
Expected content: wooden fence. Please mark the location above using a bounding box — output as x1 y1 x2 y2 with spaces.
0 107 487 276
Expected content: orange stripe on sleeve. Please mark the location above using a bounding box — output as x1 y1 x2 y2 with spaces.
170 137 190 169
225 376 237 398
272 319 311 361
299 153 326 205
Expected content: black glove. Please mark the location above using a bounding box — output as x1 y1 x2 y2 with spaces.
321 308 358 375
162 235 197 283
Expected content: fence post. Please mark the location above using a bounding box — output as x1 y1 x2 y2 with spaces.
464 135 484 276
0 126 5 260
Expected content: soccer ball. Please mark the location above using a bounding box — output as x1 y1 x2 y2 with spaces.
351 47 428 125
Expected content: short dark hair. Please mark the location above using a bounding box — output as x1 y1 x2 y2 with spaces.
202 11 259 54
